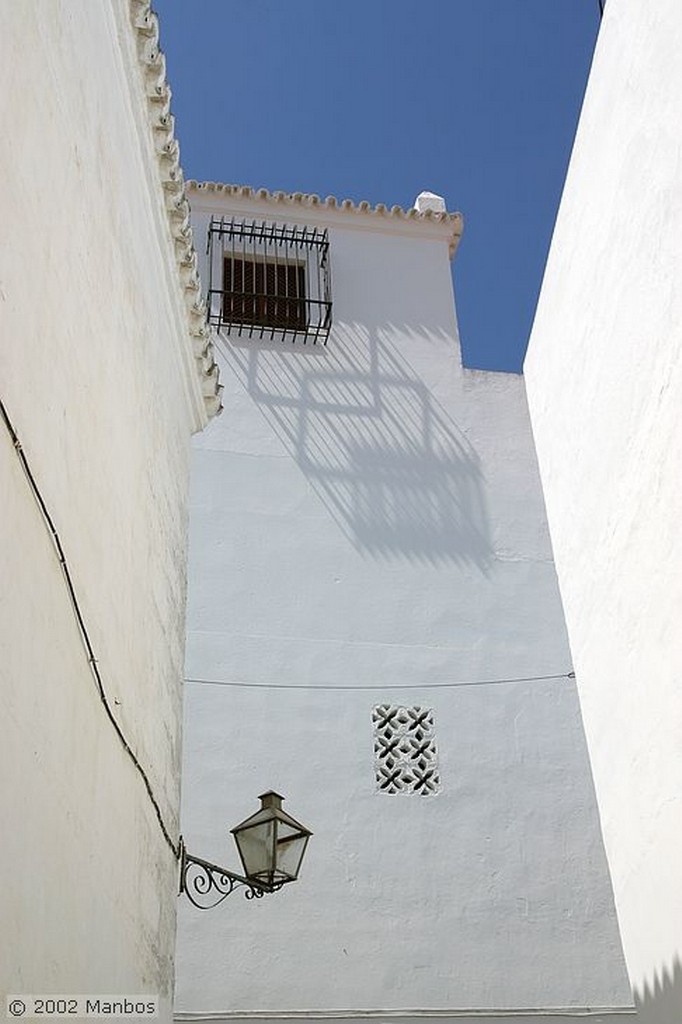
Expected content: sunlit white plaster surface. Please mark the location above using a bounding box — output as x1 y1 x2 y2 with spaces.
525 1 682 1019
175 192 631 1020
0 3 203 1017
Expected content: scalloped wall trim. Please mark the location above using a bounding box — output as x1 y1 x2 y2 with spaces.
187 181 464 258
129 1 222 420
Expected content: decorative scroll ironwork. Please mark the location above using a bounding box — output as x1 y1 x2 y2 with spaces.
178 840 283 910
205 217 332 344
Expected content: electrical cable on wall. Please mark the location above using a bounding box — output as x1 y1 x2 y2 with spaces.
2 391 575 852
1 398 179 860
185 671 575 692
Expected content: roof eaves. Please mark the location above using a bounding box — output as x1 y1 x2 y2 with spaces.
129 2 222 421
187 181 464 258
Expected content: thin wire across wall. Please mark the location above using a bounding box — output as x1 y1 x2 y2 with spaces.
1 399 179 859
185 671 575 692
2 392 577 849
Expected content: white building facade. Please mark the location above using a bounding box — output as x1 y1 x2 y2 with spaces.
525 1 682 1020
0 2 219 1018
175 184 632 1022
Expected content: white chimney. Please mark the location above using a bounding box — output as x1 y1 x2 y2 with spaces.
414 190 446 214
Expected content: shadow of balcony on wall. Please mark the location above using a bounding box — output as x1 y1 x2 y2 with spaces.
633 955 682 1024
216 323 491 569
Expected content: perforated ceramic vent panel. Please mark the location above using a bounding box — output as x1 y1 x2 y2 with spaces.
372 705 440 795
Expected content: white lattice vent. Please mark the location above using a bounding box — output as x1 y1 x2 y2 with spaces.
372 704 440 795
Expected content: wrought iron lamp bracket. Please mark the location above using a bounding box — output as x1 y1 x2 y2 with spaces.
178 838 283 910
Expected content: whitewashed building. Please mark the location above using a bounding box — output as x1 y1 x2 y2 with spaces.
0 2 220 1018
525 1 682 1021
175 184 632 1022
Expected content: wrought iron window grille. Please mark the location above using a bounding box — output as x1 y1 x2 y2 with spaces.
205 217 332 344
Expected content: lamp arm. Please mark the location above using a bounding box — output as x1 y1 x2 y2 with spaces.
178 838 281 909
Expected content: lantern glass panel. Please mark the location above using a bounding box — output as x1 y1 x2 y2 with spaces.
234 819 275 882
276 829 309 881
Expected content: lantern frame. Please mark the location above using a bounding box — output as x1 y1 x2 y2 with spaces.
179 791 312 910
231 790 312 888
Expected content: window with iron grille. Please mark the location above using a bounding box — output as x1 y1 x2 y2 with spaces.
206 217 332 344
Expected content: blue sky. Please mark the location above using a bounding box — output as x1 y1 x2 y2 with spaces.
155 1 600 372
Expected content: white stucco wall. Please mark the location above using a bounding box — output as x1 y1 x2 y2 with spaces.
0 2 205 1017
175 192 631 1021
524 1 682 1019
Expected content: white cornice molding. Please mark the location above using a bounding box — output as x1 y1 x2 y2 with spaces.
127 1 222 424
187 182 464 259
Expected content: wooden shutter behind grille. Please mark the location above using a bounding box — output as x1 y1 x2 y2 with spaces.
223 257 307 331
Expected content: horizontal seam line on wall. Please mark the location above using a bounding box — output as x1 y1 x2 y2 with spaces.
174 1008 637 1021
187 627 568 656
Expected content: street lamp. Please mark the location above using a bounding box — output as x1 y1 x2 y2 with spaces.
179 791 312 910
